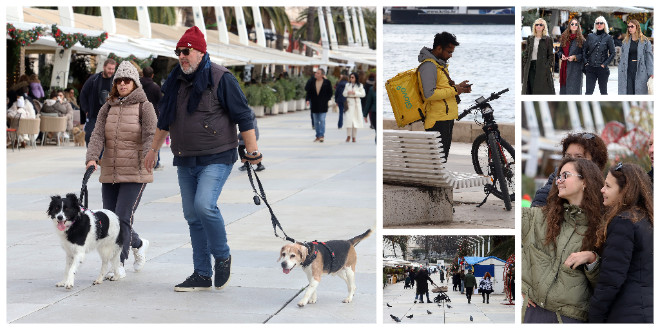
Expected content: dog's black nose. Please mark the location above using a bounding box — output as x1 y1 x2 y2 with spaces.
280 261 287 268
57 215 63 220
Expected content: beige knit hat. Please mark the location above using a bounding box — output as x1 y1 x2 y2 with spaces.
113 61 142 88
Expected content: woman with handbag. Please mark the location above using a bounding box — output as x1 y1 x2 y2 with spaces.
479 272 495 304
342 72 365 143
618 20 654 95
522 18 556 95
557 19 586 94
583 16 615 95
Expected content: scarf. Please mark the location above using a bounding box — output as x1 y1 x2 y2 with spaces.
560 34 577 86
157 53 213 130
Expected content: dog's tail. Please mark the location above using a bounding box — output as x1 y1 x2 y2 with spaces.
349 228 373 247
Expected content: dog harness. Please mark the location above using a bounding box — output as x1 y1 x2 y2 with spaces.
300 241 336 269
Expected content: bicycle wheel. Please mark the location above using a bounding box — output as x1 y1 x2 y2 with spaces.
471 133 515 209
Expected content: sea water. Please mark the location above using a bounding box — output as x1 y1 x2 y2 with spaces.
383 24 516 123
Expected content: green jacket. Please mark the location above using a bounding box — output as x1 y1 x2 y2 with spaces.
522 205 600 322
464 273 476 288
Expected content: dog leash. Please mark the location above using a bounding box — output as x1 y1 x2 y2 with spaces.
79 166 95 209
243 159 296 243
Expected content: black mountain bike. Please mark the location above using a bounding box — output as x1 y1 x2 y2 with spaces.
457 88 514 211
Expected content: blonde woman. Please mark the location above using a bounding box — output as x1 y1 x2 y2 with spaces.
618 20 654 95
557 19 586 94
583 16 615 95
342 72 365 143
522 18 555 94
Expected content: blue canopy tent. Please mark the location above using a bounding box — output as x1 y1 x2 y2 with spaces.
463 256 506 277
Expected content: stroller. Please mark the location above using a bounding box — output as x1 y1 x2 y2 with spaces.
404 275 412 289
432 284 451 303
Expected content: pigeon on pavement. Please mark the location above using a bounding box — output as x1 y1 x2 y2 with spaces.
470 315 473 322
447 304 452 308
390 314 401 322
387 303 392 307
406 315 413 319
427 310 432 314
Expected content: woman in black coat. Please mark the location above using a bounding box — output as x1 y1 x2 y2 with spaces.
414 268 435 303
522 18 555 95
557 18 586 94
583 16 615 95
589 163 653 323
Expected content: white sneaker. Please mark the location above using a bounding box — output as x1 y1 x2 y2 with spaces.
133 239 149 272
105 265 127 280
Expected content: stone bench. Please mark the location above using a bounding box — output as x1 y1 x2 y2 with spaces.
383 130 490 226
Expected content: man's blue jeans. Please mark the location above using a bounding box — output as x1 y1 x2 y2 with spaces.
312 112 326 138
177 164 232 277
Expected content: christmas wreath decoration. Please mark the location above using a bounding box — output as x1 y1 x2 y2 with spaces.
6 23 46 47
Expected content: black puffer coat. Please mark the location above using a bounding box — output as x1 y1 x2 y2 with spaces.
415 270 434 295
588 214 653 323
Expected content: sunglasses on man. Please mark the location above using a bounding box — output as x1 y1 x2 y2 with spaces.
174 48 194 56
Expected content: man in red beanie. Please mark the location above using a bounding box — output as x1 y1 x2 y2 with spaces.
144 25 262 292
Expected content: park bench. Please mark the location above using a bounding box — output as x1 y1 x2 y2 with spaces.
383 130 490 189
383 129 490 226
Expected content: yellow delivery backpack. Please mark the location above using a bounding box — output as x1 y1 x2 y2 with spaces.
385 59 439 127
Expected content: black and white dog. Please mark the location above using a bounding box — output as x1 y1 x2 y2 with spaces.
47 193 123 289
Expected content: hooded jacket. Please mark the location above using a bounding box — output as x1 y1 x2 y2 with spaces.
522 205 600 321
417 47 458 129
86 87 157 184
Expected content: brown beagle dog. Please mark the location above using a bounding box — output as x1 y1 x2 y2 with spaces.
279 229 372 307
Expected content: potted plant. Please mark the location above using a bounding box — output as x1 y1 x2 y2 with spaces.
244 84 264 117
294 76 307 111
269 81 285 114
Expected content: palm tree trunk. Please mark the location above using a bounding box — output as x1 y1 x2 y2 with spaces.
305 7 315 57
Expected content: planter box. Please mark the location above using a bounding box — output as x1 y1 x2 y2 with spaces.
279 101 288 113
270 103 279 115
297 99 306 111
288 100 296 111
252 105 265 117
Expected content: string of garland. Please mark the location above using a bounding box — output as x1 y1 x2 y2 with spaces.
6 23 46 47
108 53 155 68
51 24 108 50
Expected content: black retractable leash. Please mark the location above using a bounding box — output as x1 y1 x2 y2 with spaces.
79 166 96 209
240 149 295 243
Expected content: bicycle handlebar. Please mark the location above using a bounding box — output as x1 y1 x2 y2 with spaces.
457 88 510 120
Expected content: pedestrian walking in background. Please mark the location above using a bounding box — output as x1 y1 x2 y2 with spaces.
460 270 465 293
85 61 156 278
522 18 556 95
557 18 586 95
342 72 365 143
414 268 435 303
589 163 653 323
80 58 117 146
464 269 476 304
439 268 445 283
144 26 262 292
618 19 654 95
363 81 377 143
479 272 494 304
305 69 333 143
584 16 615 95
335 74 348 128
522 158 604 323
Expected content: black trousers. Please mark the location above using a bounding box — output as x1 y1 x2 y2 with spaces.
465 286 474 302
627 59 638 94
523 305 584 323
527 60 537 94
585 65 610 95
426 120 454 162
102 182 146 264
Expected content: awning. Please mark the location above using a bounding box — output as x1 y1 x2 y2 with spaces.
302 41 377 67
14 7 326 67
531 6 651 14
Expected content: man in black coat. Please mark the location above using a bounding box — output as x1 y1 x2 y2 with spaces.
305 69 333 142
140 66 163 169
80 58 116 146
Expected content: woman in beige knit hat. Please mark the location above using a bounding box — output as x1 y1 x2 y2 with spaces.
85 61 157 279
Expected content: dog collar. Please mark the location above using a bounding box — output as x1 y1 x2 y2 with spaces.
300 241 336 269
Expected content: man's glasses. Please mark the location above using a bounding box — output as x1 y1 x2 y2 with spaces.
595 22 605 25
174 48 194 56
570 23 579 26
614 162 623 171
556 171 583 182
116 77 133 85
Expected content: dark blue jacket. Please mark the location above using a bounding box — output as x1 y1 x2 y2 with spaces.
531 171 556 207
589 214 653 323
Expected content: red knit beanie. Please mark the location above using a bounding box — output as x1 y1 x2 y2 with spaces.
177 26 207 54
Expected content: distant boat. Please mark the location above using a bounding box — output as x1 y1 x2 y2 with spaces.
386 6 515 25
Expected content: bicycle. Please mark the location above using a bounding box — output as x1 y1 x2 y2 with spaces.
457 88 515 211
